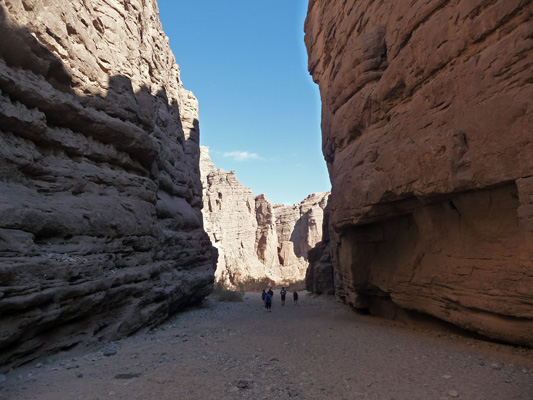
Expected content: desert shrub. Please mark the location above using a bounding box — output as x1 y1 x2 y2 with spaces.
235 277 276 293
211 282 244 302
224 277 307 293
283 279 307 292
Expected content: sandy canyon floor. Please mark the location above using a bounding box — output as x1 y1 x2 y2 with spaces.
1 292 532 400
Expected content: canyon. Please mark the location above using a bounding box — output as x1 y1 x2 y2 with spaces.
304 0 533 346
201 147 328 287
0 0 531 381
0 0 216 370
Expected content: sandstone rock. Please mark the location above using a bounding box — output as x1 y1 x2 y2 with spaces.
305 0 533 345
255 194 279 268
200 147 329 287
275 193 329 281
305 199 335 295
0 0 216 371
201 147 265 284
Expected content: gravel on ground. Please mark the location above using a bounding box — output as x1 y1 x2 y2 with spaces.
1 292 532 400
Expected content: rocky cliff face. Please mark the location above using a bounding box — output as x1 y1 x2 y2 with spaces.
0 1 216 370
200 147 329 286
305 0 533 345
275 193 329 280
201 147 266 284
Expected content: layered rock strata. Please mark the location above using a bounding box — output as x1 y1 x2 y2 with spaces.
305 0 533 345
201 147 329 286
275 192 329 279
0 1 216 370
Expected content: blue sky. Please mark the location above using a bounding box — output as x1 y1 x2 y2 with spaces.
157 0 330 205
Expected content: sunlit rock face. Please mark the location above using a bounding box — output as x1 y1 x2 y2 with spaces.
200 147 329 286
201 147 266 284
305 0 533 345
275 193 329 280
0 0 217 370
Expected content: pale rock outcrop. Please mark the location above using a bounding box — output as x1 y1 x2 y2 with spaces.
255 194 280 269
200 147 329 286
306 200 335 295
305 0 533 345
0 1 216 370
201 147 266 284
275 193 329 281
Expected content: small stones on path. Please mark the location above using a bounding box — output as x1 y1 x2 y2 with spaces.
233 379 253 389
102 348 117 356
2 293 533 400
114 373 141 380
287 387 299 397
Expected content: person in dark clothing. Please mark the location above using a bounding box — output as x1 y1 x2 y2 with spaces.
280 287 287 306
261 289 267 304
293 290 298 305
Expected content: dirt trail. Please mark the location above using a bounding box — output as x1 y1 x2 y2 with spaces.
1 292 532 400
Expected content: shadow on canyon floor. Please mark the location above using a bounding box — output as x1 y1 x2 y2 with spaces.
1 293 532 400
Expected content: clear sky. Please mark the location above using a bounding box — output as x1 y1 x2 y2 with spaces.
157 0 330 205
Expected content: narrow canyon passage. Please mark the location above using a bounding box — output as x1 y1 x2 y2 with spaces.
2 294 532 400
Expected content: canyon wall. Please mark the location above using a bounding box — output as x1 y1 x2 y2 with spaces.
305 0 533 345
275 192 329 280
201 147 329 287
0 1 216 370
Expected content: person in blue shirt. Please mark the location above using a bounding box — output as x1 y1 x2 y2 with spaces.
265 292 272 311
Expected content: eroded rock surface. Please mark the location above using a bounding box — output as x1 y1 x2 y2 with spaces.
200 147 329 286
275 193 329 281
305 0 533 345
0 1 216 370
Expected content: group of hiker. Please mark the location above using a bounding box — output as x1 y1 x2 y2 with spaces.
261 287 298 311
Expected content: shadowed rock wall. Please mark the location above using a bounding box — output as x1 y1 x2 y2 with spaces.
305 0 533 345
0 1 216 370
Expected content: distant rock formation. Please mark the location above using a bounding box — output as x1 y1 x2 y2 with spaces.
0 1 216 370
200 147 329 286
275 192 329 279
305 0 533 346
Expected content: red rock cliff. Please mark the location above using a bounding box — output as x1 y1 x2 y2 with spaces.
305 0 533 345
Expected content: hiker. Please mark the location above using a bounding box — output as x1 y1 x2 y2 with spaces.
261 289 267 304
293 290 298 305
280 287 287 306
265 291 272 311
267 287 274 298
